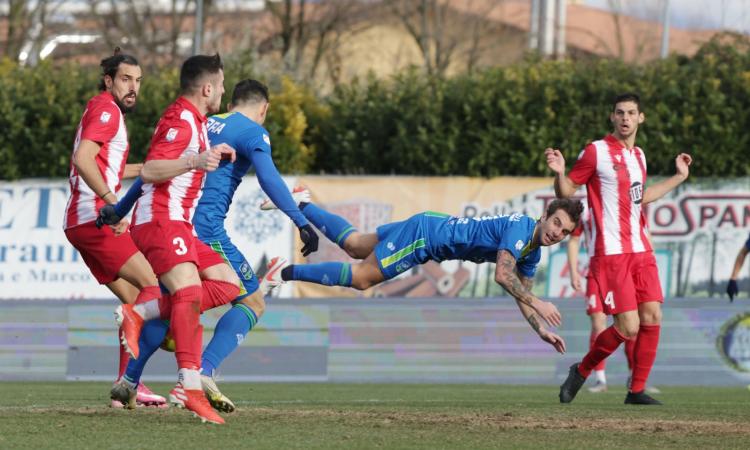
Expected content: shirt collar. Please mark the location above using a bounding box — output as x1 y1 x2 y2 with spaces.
175 96 207 123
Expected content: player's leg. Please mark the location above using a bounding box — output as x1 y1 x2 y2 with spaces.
625 250 664 403
587 311 608 392
105 278 139 383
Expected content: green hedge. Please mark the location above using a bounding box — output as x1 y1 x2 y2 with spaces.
1 36 748 180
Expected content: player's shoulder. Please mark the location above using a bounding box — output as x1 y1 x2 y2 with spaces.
86 93 121 118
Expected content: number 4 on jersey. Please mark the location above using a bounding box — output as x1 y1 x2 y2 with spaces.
604 291 615 309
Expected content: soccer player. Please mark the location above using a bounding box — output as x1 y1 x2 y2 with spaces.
264 194 583 350
62 49 166 408
101 79 316 413
549 92 692 405
726 234 750 301
121 54 240 424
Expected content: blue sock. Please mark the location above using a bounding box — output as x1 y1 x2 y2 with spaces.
301 203 356 247
123 319 169 385
291 262 352 287
201 303 258 376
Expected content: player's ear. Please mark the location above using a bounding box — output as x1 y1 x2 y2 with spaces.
104 75 114 90
638 112 645 124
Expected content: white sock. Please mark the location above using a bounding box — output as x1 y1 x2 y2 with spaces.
178 368 202 390
133 299 161 321
594 370 607 384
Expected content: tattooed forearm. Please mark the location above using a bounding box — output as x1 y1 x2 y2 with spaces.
526 313 542 332
495 251 537 307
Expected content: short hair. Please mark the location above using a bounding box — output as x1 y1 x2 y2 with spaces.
612 92 641 112
180 53 223 94
546 198 584 227
99 47 139 91
232 79 270 105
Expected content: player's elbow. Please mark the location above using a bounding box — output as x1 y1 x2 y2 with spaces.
494 273 509 289
139 165 158 184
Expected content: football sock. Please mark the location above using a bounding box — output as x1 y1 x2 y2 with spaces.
590 329 607 372
629 324 661 393
117 328 129 379
578 325 627 378
170 285 203 369
300 203 356 247
594 370 607 384
178 367 202 390
201 303 258 375
200 279 241 312
133 286 163 320
624 335 637 370
284 262 352 287
123 319 169 385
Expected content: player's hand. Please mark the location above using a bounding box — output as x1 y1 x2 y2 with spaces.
533 300 562 328
299 224 319 257
96 204 123 229
197 143 236 171
545 148 566 175
111 218 130 236
675 153 692 179
727 279 738 302
538 328 566 354
570 271 582 292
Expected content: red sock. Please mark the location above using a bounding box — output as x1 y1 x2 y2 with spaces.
590 329 607 372
159 293 172 320
624 336 637 370
578 325 627 378
170 285 202 369
200 279 241 312
135 285 162 304
629 324 660 393
117 327 129 379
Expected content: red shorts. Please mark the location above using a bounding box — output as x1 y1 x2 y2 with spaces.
584 274 604 315
588 252 663 315
130 221 225 276
64 221 140 284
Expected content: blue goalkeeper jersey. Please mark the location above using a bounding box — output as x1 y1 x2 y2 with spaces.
193 111 307 239
432 213 541 277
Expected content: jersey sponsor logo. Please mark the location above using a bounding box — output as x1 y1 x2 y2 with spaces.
395 261 411 273
239 261 254 280
515 240 524 251
263 133 271 145
166 128 178 142
629 181 643 204
387 242 395 251
100 111 111 123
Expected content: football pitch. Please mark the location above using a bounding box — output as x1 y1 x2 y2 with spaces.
1 382 748 449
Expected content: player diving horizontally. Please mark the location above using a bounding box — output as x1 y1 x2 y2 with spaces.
263 193 584 351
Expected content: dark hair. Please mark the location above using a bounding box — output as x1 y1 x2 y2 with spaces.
99 47 139 91
231 79 269 105
180 53 223 94
546 198 584 227
612 92 641 112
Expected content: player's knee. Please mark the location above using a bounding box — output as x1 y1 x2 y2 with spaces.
239 291 266 318
618 322 640 339
639 309 662 325
350 276 374 291
343 240 365 259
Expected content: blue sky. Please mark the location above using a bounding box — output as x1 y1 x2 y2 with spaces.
584 0 750 33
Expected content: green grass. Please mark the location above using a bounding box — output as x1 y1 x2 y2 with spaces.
1 382 748 449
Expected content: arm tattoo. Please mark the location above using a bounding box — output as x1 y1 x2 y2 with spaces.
526 313 542 332
496 251 537 307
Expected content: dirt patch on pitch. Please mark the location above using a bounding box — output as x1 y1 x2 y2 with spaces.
243 407 748 435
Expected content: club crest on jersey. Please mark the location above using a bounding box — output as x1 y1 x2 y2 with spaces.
629 181 643 204
166 128 178 142
263 133 271 145
100 112 111 123
515 240 524 251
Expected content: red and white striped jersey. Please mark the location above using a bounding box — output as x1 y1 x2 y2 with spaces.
64 92 129 229
132 97 209 225
568 134 651 256
570 203 594 258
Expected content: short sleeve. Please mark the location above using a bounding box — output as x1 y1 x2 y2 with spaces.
80 102 119 145
496 219 531 262
516 248 541 278
146 120 193 161
568 144 597 186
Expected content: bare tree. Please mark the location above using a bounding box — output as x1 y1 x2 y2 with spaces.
87 0 198 64
3 0 68 62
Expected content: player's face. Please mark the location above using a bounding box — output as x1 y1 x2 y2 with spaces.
610 101 644 140
206 69 225 114
108 63 142 114
539 209 576 246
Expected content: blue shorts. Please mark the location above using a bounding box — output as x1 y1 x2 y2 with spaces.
374 212 447 279
202 233 259 300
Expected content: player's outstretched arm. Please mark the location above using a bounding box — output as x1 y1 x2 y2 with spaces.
727 246 748 302
123 163 143 179
515 276 566 354
494 250 562 327
545 148 580 198
73 139 118 205
642 153 692 205
141 143 236 183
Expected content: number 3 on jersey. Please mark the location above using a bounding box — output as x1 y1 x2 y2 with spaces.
173 237 188 255
604 291 615 309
